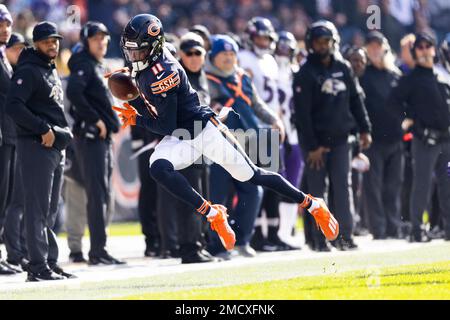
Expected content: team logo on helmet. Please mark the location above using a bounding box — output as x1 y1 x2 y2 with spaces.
148 21 160 36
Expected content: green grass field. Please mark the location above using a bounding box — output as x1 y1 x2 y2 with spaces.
122 261 450 300
1 239 448 300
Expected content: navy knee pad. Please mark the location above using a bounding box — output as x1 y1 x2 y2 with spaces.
149 159 174 182
248 167 272 185
148 158 206 210
248 167 304 203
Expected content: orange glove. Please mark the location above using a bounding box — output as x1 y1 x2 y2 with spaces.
112 102 138 129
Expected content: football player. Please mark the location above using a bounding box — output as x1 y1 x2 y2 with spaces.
114 14 339 251
238 17 284 251
274 31 304 248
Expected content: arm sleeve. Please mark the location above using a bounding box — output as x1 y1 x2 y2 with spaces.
346 66 372 134
6 68 50 135
293 69 320 152
66 62 100 123
128 96 147 115
135 92 178 136
250 82 278 125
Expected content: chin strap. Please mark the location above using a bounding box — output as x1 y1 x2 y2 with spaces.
252 41 276 57
131 61 149 78
253 46 273 57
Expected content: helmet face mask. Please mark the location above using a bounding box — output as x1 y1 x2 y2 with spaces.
123 46 151 63
252 34 275 56
275 31 297 59
306 20 340 59
246 17 277 56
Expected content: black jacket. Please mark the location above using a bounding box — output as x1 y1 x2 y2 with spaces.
6 48 69 139
0 49 15 145
66 50 120 136
388 65 450 133
293 54 371 152
360 65 403 143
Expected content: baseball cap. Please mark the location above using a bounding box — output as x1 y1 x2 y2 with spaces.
413 32 436 49
179 32 205 53
6 32 28 48
33 21 63 42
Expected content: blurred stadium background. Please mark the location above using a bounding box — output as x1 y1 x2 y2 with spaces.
2 0 449 222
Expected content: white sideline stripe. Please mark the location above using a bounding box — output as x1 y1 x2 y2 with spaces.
0 236 447 292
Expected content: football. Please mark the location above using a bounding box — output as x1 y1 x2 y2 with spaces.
107 71 139 101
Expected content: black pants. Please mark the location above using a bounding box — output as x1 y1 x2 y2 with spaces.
352 169 369 230
157 165 206 258
17 138 64 273
363 141 404 237
137 149 160 248
3 147 27 263
401 141 413 222
410 138 450 237
0 143 14 236
304 143 354 238
74 136 112 258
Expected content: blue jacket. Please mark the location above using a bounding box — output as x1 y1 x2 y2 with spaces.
204 58 276 132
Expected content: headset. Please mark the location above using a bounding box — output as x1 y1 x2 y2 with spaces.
80 21 110 50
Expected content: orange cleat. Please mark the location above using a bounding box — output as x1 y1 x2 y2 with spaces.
207 204 236 251
300 195 339 241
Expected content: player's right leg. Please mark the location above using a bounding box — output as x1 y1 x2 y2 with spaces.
148 135 236 250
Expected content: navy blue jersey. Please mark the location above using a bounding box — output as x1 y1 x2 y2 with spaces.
133 47 214 137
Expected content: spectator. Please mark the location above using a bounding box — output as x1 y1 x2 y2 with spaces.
0 3 19 275
2 31 29 272
274 31 304 249
342 44 371 235
205 35 283 258
66 22 123 265
190 24 211 51
6 21 74 281
388 32 450 242
360 31 405 240
293 20 372 251
238 17 288 252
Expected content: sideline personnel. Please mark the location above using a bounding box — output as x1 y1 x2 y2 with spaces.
66 21 122 265
389 32 450 242
6 22 74 281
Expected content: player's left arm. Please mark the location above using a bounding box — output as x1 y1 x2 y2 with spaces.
135 70 179 136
